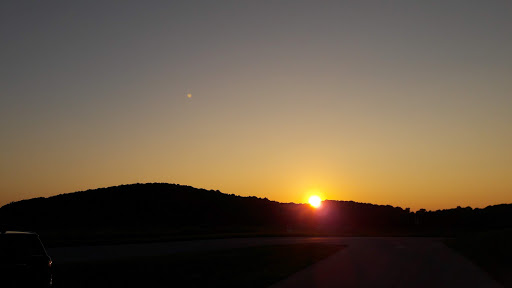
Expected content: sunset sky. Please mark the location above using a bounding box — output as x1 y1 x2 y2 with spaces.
1 1 511 211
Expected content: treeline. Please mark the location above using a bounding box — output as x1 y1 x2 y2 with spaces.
0 183 511 243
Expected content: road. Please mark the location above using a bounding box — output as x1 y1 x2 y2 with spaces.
47 237 502 288
47 237 341 262
270 237 502 288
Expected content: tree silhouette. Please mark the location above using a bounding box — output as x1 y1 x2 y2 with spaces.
0 183 511 246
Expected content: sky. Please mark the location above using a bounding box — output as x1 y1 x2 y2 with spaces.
1 1 511 211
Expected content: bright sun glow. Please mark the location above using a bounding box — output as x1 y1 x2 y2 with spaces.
308 195 322 208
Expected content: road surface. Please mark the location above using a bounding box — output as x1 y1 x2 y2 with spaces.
47 237 502 287
270 237 502 288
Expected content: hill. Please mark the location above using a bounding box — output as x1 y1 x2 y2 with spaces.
1 183 511 246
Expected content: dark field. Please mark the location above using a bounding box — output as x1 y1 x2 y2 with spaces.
447 229 512 288
52 243 345 288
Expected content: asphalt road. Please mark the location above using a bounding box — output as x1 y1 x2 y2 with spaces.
270 237 503 288
47 237 341 262
47 237 502 288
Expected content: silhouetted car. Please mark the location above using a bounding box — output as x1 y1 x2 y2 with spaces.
0 231 53 287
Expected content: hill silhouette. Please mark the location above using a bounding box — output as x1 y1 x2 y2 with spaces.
1 183 511 245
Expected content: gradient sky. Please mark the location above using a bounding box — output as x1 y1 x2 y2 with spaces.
1 1 511 210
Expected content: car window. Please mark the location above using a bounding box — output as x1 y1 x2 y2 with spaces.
0 235 46 259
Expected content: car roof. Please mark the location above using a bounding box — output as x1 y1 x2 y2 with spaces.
0 230 38 235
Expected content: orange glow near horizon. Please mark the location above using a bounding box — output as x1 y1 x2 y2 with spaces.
1 2 511 212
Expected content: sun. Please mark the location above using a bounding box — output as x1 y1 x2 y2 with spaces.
308 195 322 208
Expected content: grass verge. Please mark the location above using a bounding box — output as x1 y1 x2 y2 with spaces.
52 243 346 288
445 228 512 287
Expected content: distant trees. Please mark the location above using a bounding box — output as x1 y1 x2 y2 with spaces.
0 183 511 241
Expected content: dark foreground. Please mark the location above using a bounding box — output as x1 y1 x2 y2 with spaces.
47 237 504 288
271 238 504 288
447 229 512 287
50 243 343 288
